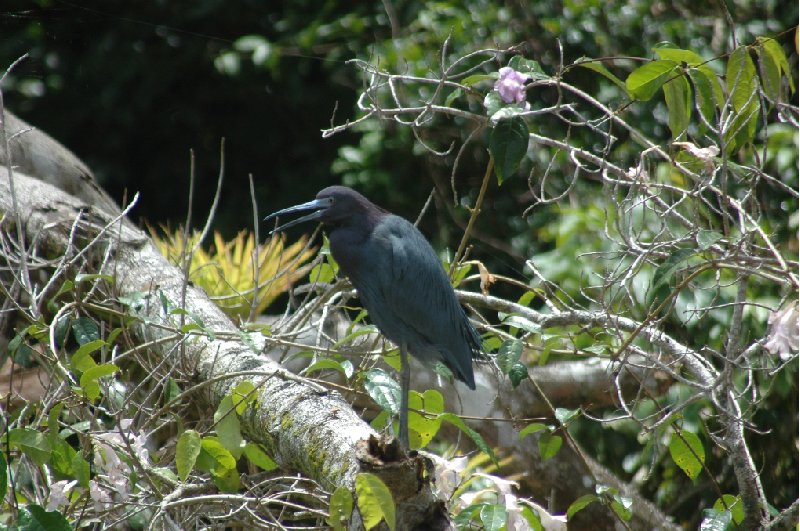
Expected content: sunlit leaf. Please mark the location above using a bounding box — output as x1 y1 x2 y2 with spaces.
669 429 705 480
355 473 395 531
176 429 202 481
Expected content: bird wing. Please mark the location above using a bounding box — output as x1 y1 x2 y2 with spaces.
368 216 478 386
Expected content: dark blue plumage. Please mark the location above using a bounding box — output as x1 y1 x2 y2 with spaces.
265 186 483 445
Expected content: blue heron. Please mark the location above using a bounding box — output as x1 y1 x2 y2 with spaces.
265 186 482 447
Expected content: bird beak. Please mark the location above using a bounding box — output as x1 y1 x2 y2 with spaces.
263 197 334 233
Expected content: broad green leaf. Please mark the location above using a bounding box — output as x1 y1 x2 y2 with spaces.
305 359 351 378
508 363 529 388
440 413 497 464
626 60 679 100
496 339 523 374
688 68 718 131
49 437 77 477
519 422 548 440
355 473 396 531
71 317 100 345
555 408 581 425
567 494 598 519
363 368 401 415
699 508 732 531
17 505 72 531
696 230 723 250
479 503 507 531
654 47 706 65
669 429 705 480
74 273 114 284
539 433 563 461
176 429 202 481
9 428 52 466
212 465 241 493
489 116 529 184
574 57 628 93
70 340 105 373
662 72 691 138
79 363 119 402
327 486 354 530
71 451 90 488
713 494 744 525
726 46 759 150
231 380 258 415
508 56 548 80
610 495 633 521
197 437 237 477
243 442 278 471
309 262 336 284
758 37 795 94
408 390 444 449
757 41 782 103
503 314 541 335
214 397 244 459
483 91 503 117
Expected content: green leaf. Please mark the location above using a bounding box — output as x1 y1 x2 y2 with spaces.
407 390 444 449
176 429 202 481
688 68 718 132
503 314 541 335
726 46 759 150
757 37 795 95
699 508 732 531
713 494 744 525
71 317 100 345
74 273 114 285
214 397 244 459
243 442 278 471
363 368 401 415
79 363 119 402
669 429 705 480
654 47 706 65
197 437 237 477
355 473 396 531
696 230 723 250
508 363 529 388
626 60 679 100
567 494 599 519
519 422 548 440
479 503 507 531
309 262 336 284
555 407 581 426
662 72 691 138
440 413 497 465
507 56 548 80
574 57 628 93
211 465 241 493
18 505 72 531
70 339 106 373
305 359 352 378
496 339 523 374
328 486 354 530
71 451 90 488
483 91 503 117
231 380 258 415
461 74 495 86
9 428 52 466
538 433 563 461
489 116 529 184
610 495 633 521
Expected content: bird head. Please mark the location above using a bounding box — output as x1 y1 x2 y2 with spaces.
264 186 380 233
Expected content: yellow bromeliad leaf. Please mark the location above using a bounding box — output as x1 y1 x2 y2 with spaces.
149 225 316 320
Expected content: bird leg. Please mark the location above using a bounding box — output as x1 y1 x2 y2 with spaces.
398 343 410 448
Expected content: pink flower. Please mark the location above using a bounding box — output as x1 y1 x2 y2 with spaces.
494 67 530 105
